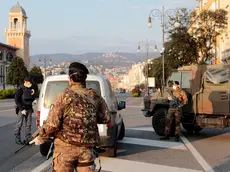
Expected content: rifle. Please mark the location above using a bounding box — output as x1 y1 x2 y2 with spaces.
14 129 40 154
46 142 54 160
14 129 54 161
166 89 181 108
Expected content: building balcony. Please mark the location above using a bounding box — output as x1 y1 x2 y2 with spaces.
5 28 31 35
221 48 230 63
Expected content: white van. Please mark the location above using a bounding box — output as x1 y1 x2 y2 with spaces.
36 74 126 157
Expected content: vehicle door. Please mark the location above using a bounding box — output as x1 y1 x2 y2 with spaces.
106 79 122 126
202 68 230 114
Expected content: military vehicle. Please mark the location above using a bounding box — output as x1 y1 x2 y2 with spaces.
142 64 230 136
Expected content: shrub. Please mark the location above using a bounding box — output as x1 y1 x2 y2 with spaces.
132 93 139 97
0 88 17 99
131 86 141 97
0 88 40 99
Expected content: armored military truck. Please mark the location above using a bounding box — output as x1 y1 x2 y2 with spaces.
142 64 230 136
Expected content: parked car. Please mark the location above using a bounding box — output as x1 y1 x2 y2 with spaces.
36 74 126 157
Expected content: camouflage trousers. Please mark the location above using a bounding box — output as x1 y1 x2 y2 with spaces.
164 107 181 136
52 138 96 172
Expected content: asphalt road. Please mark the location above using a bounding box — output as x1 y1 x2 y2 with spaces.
1 96 230 172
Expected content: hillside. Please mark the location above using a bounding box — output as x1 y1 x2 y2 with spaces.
30 52 160 68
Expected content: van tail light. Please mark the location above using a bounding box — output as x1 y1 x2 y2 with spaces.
36 111 40 127
107 122 112 127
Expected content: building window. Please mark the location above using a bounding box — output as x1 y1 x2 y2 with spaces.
6 52 13 62
0 65 3 84
0 51 2 60
14 18 18 29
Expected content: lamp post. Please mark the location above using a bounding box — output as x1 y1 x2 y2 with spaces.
148 6 179 86
39 57 52 78
137 39 158 96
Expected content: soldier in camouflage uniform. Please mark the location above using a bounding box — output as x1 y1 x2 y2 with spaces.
160 81 188 142
30 62 110 172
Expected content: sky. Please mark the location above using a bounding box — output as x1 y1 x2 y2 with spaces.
0 0 199 55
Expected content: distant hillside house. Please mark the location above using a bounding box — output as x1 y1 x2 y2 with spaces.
0 42 19 89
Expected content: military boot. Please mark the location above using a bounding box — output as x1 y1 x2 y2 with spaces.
160 136 170 140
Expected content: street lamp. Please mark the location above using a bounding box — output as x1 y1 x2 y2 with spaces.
137 39 158 96
39 57 52 78
148 6 177 86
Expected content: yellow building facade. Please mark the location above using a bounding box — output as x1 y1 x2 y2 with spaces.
4 2 31 68
196 0 230 64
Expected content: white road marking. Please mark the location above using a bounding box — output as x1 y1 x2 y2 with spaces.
127 126 155 132
0 109 14 112
128 126 214 172
180 135 215 172
31 158 52 172
31 125 211 172
31 154 203 172
118 137 187 150
94 157 203 172
126 105 143 108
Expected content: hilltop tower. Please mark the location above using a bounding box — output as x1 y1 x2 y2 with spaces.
5 2 31 68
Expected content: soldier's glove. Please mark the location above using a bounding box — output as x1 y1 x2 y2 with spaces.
178 104 183 108
29 136 44 145
21 110 27 115
168 97 173 101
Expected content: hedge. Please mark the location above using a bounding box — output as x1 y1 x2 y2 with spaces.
132 93 140 97
0 88 40 99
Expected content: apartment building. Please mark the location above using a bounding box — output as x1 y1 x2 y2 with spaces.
196 0 230 63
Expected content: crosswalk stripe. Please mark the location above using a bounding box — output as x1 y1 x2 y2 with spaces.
127 127 155 132
95 157 203 172
118 137 187 150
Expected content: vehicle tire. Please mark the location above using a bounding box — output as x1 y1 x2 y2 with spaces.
152 108 175 136
105 127 117 157
39 142 51 156
117 122 125 140
182 124 203 134
105 143 117 157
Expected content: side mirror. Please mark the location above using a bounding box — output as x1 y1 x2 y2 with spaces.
118 101 126 110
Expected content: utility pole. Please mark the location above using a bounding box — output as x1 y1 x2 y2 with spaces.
39 57 52 78
162 6 165 86
148 6 178 86
138 39 157 96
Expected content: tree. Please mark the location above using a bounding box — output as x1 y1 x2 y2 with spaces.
166 8 199 67
60 71 66 74
29 66 44 84
146 8 199 88
7 57 29 87
190 9 228 63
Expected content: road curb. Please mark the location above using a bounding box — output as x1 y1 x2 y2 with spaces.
31 158 52 172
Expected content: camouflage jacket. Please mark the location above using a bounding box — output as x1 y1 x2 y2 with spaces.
168 88 188 108
39 85 110 147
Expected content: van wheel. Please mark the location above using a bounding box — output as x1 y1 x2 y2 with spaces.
105 128 117 157
117 122 125 140
152 108 175 136
39 142 51 156
105 142 117 157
